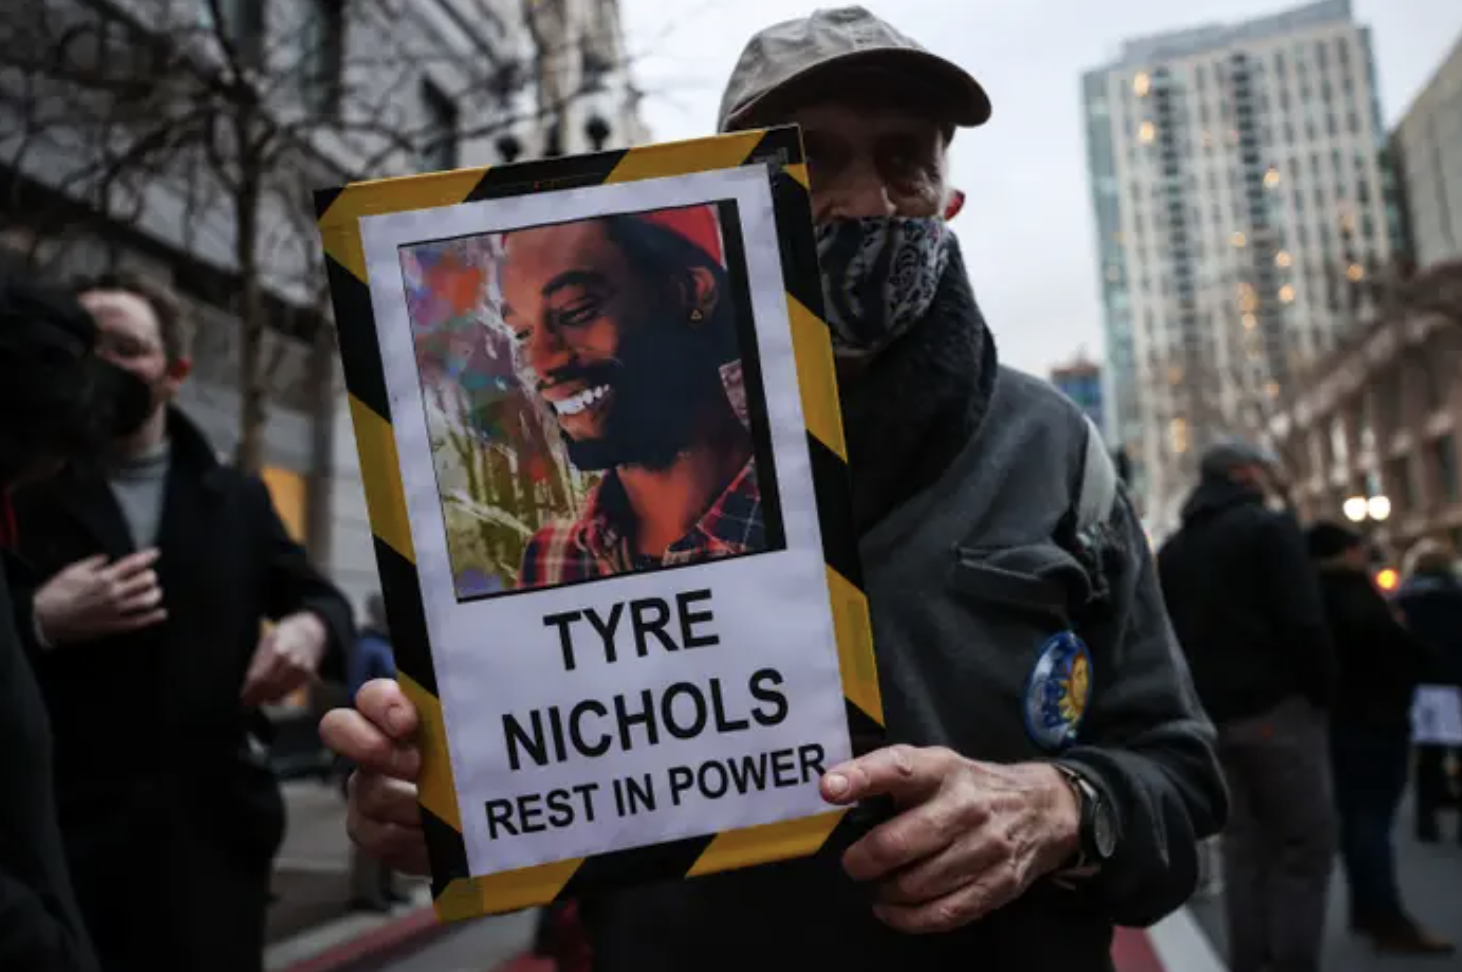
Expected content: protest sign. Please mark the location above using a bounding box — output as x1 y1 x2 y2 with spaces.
315 128 882 922
1412 684 1462 746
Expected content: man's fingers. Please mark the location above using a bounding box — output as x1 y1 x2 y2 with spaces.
350 772 423 828
102 548 161 581
842 789 979 883
356 679 419 742
241 650 290 707
821 745 950 807
874 832 1008 906
872 874 1011 935
113 608 168 633
116 581 164 611
69 554 110 575
244 644 285 687
320 708 421 782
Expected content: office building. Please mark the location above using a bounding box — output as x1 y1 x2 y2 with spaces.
1082 0 1397 530
1393 30 1462 267
1261 304 1462 558
1051 356 1106 432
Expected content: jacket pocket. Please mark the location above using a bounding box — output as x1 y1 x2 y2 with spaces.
950 542 1093 630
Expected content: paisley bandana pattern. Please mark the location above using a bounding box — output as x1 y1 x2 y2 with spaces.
816 217 952 359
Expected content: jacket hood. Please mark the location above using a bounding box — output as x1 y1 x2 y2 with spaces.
1180 476 1264 524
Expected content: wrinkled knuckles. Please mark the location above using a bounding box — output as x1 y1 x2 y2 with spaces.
888 745 919 774
926 898 967 934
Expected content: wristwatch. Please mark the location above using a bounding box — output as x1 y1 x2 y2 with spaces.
1055 764 1118 874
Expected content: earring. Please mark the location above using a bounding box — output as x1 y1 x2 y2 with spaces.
689 308 704 324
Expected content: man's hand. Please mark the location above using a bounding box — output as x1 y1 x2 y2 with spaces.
241 611 328 707
319 680 429 875
821 745 1081 935
32 549 167 646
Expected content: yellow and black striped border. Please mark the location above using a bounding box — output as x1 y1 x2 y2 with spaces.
314 126 883 921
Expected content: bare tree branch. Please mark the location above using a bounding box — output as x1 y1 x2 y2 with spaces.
2 0 645 472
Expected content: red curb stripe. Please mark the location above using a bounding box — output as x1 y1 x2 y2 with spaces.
1113 927 1166 972
280 907 443 972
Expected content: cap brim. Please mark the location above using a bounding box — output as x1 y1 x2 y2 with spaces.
726 48 991 131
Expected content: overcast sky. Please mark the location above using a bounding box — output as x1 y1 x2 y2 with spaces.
618 0 1462 378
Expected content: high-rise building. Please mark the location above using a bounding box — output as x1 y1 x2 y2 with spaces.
1082 0 1397 530
1393 30 1462 267
1050 356 1106 433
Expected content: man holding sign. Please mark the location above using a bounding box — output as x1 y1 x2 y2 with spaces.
324 7 1225 970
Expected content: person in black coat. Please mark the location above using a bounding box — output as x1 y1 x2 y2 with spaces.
0 277 155 971
10 274 354 972
1158 441 1336 972
1395 539 1462 843
1307 522 1453 955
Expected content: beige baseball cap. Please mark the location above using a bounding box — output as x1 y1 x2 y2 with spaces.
717 6 992 133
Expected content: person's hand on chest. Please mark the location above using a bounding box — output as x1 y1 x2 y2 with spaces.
31 548 166 647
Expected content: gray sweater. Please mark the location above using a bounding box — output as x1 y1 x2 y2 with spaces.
582 366 1227 970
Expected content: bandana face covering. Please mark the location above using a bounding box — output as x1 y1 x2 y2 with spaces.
816 217 953 359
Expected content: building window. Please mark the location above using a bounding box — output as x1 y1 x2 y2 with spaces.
1436 435 1460 504
581 40 614 93
298 0 344 118
418 81 459 172
1388 456 1416 511
1422 351 1447 412
1330 417 1349 468
201 0 266 62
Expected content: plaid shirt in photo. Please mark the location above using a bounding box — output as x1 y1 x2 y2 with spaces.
517 459 765 588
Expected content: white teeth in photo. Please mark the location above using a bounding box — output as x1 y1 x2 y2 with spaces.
553 384 610 416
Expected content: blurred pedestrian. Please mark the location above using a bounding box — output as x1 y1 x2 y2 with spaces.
0 277 152 971
1158 440 1337 972
323 9 1229 972
345 593 404 912
1395 539 1462 843
10 273 355 972
1308 522 1453 955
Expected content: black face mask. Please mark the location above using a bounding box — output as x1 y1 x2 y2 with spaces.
91 357 155 440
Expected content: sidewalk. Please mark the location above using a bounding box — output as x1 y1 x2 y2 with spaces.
267 779 361 946
1189 795 1462 972
265 780 442 972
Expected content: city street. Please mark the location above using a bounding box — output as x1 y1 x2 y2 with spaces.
1188 796 1462 972
352 913 538 972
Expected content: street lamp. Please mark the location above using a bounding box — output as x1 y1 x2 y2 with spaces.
1345 493 1391 524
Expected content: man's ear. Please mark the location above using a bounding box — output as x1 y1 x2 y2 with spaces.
943 189 966 221
684 266 720 325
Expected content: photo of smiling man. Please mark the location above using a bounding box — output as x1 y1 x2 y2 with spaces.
400 202 784 598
